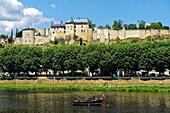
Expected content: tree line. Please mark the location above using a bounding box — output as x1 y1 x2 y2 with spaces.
98 20 170 30
0 40 169 77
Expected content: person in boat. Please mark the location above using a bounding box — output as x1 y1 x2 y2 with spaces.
74 93 106 102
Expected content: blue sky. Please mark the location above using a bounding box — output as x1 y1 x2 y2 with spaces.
0 0 170 34
20 0 170 28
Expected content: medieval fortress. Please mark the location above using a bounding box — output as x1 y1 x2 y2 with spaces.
12 18 170 45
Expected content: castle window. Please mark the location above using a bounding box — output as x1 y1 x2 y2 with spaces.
81 26 83 28
81 30 83 32
75 30 76 32
53 32 55 34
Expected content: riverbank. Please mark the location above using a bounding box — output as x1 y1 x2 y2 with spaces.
0 78 170 92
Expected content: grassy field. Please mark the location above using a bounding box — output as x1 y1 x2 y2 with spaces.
0 78 170 92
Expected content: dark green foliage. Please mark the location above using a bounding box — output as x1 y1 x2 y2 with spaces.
0 34 8 39
105 24 111 29
88 19 96 31
112 20 123 30
0 40 169 76
127 24 137 29
138 20 146 29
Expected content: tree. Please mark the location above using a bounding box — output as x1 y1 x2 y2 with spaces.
73 34 78 43
123 24 128 30
97 26 103 29
149 22 162 29
42 46 57 75
162 26 169 30
16 29 22 37
8 29 13 44
105 24 111 29
88 19 96 31
0 34 8 39
138 20 146 29
127 24 137 29
112 20 123 30
80 38 83 46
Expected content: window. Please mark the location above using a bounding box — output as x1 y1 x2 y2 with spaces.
81 30 83 32
75 30 76 32
81 26 83 28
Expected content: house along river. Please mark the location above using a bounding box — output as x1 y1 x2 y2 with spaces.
0 90 170 113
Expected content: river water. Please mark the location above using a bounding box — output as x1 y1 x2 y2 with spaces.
0 90 170 113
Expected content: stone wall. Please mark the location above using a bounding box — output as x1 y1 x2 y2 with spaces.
94 29 170 42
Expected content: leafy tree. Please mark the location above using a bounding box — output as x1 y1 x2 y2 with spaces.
97 26 103 29
162 26 169 30
42 46 57 75
138 20 146 29
112 20 123 30
123 24 128 30
0 34 8 39
73 34 78 43
105 24 111 29
88 19 96 31
150 22 162 29
16 31 22 37
127 24 137 29
63 45 81 75
21 47 42 75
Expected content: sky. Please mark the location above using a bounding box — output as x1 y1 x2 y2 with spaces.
0 0 170 35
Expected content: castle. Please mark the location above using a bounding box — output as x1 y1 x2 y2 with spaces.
12 18 170 46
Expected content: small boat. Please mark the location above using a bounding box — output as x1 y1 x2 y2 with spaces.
73 94 106 106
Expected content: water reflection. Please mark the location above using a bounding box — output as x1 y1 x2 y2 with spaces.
0 91 170 113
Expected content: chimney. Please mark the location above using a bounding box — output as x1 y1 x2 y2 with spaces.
61 21 63 24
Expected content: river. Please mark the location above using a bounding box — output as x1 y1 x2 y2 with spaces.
0 90 170 113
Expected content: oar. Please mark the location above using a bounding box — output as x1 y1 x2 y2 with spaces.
69 91 84 99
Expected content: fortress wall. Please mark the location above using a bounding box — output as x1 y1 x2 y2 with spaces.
145 30 151 37
125 30 140 38
109 30 119 40
150 29 160 36
139 30 146 39
21 38 34 45
118 30 125 39
160 30 170 36
87 29 93 42
13 38 21 45
34 36 50 45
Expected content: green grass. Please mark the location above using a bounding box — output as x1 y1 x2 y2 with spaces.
0 85 170 92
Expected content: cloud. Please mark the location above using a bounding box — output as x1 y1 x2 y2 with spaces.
0 0 53 35
50 4 56 9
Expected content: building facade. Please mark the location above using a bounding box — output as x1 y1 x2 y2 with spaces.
49 18 93 44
